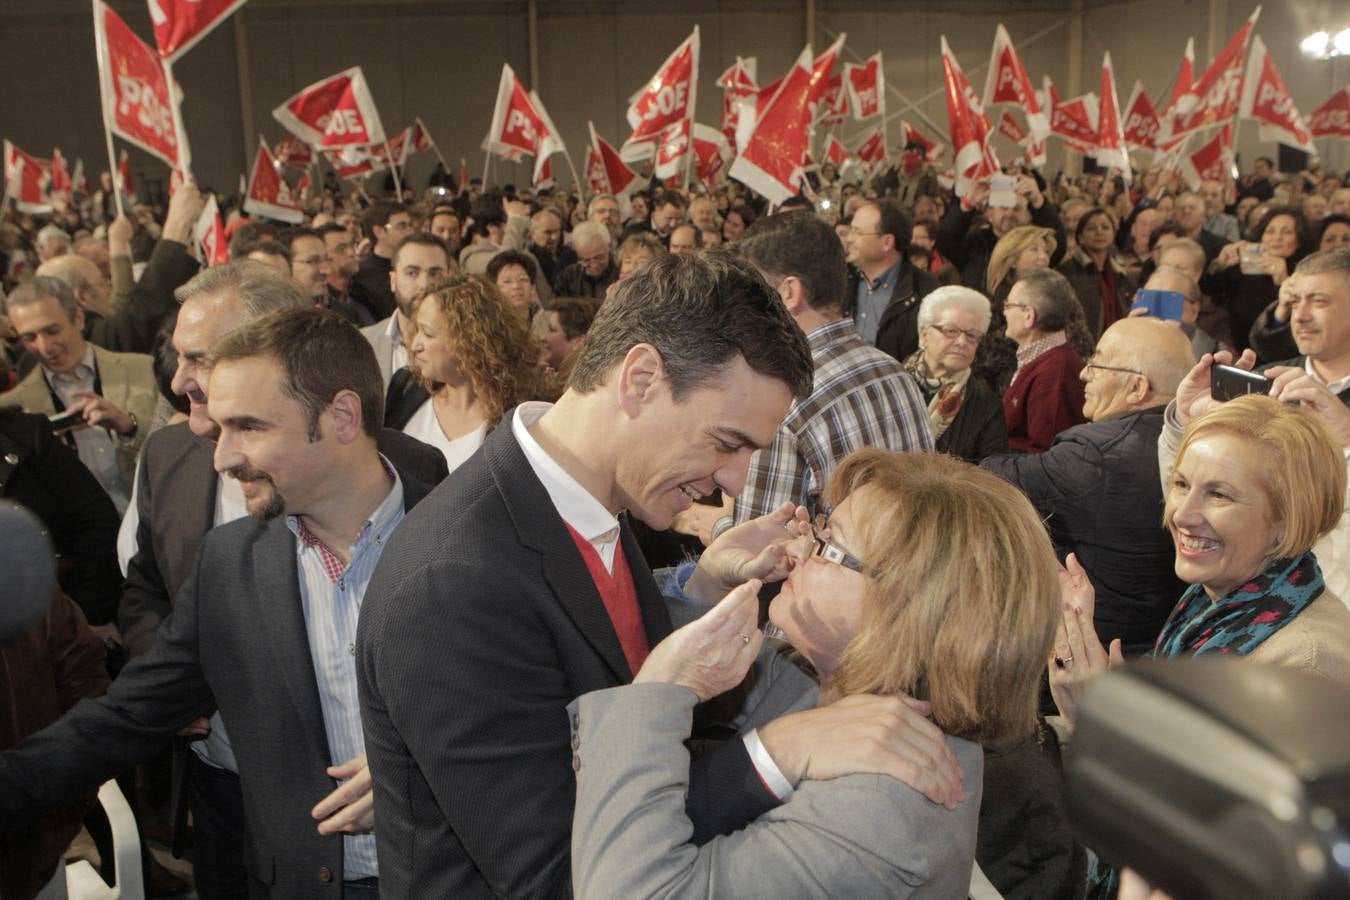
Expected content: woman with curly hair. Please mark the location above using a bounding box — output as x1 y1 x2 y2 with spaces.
388 274 544 470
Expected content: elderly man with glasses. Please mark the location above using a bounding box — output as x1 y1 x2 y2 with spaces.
982 316 1198 655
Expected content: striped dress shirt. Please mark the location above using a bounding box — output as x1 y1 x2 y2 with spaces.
732 318 933 528
286 464 405 881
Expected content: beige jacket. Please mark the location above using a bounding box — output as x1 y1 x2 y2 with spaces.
0 344 157 485
1247 590 1350 689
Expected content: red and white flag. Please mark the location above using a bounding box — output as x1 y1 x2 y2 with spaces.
587 121 642 205
692 123 732 186
622 28 699 162
584 145 607 197
817 73 849 127
482 64 566 184
117 148 135 196
823 133 850 169
653 118 691 180
244 139 303 223
1045 75 1099 155
192 193 229 266
1239 35 1314 152
72 158 89 196
1121 81 1160 152
1024 137 1048 169
147 0 246 62
728 45 816 205
854 128 888 177
940 35 999 198
273 66 386 149
534 155 554 190
95 0 189 170
409 117 436 156
1095 52 1131 183
1166 37 1198 116
844 53 885 120
1307 88 1350 138
903 121 945 163
273 134 313 168
293 170 311 201
1180 124 1233 190
982 25 1049 140
458 157 470 190
49 149 72 205
998 111 1028 144
806 34 848 121
322 146 374 180
717 57 758 147
3 141 52 214
1160 9 1259 146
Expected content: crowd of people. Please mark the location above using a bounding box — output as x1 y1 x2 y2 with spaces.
1 130 1348 900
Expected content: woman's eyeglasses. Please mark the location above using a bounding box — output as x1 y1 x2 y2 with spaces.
810 515 869 574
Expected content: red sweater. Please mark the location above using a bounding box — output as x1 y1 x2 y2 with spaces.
1003 343 1087 454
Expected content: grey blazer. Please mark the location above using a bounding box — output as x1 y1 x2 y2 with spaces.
569 647 985 900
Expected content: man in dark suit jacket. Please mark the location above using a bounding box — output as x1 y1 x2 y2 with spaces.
359 253 967 898
0 308 439 898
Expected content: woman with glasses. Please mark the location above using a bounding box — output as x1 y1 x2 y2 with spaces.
569 449 1060 898
902 286 1008 463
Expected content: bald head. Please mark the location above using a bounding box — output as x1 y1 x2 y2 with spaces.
36 253 111 317
1104 317 1196 398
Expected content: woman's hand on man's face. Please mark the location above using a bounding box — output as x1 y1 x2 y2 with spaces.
634 580 764 702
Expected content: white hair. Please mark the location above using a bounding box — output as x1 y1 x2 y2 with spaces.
570 220 611 252
36 224 71 250
917 285 992 333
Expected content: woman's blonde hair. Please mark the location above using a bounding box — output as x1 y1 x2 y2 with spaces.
986 225 1057 296
1172 394 1345 560
412 274 543 426
826 450 1060 747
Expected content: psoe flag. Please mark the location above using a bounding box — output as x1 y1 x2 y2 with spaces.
243 139 303 223
95 0 188 169
147 0 247 62
273 66 386 149
622 28 700 162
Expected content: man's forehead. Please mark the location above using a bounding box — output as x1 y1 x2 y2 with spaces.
396 245 448 269
1300 271 1349 299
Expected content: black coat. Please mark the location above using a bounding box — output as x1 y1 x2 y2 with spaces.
81 239 200 357
982 405 1185 655
843 261 939 363
0 410 122 624
922 374 1008 464
1201 264 1281 354
349 253 395 322
934 198 1066 293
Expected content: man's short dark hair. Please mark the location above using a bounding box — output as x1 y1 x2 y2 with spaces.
470 195 507 236
315 223 349 242
228 220 280 260
1147 221 1190 252
736 210 847 312
392 232 450 270
1014 267 1078 333
552 297 601 340
873 201 913 253
486 250 537 284
206 307 384 439
569 252 813 400
777 195 813 212
282 227 322 250
361 201 409 241
239 238 291 267
653 190 689 211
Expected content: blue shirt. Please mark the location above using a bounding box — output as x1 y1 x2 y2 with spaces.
851 259 901 346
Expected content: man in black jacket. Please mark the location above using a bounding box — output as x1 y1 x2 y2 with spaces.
982 317 1196 654
935 173 1065 292
843 200 939 362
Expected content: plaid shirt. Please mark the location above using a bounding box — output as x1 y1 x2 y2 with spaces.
731 318 933 528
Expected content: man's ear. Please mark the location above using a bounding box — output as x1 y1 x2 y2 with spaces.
328 389 365 443
615 343 666 418
779 275 809 316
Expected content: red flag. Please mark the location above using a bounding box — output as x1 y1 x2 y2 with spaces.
653 118 691 181
718 57 758 147
622 28 699 162
1167 38 1197 114
853 128 888 177
903 121 945 163
1047 74 1100 155
147 0 246 62
192 193 229 266
534 155 554 190
117 148 135 196
458 157 469 190
95 0 188 169
817 73 849 127
940 36 999 198
293 170 311 201
1095 52 1131 182
322 147 374 180
1161 10 1258 145
844 53 885 120
806 34 848 119
244 139 303 223
584 145 607 197
482 65 566 184
1239 35 1314 152
1181 124 1233 190
692 124 731 186
998 112 1028 144
49 149 72 204
728 45 815 204
1121 81 1160 152
587 121 641 203
409 117 435 155
823 133 850 169
273 66 386 149
3 142 53 214
982 25 1049 140
273 134 313 169
1308 88 1350 138
1024 136 1047 168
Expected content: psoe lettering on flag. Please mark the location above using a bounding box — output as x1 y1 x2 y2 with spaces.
844 53 885 121
1121 81 1160 152
1239 35 1314 153
147 0 247 62
1094 51 1132 184
621 28 699 162
1307 88 1350 139
272 66 386 150
981 24 1048 140
95 0 189 170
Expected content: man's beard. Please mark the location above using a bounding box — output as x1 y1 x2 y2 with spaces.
228 467 286 520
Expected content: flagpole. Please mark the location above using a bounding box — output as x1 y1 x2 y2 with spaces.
385 136 403 198
482 148 492 188
91 0 125 220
